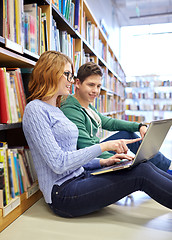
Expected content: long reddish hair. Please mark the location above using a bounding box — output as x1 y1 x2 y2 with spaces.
28 51 73 106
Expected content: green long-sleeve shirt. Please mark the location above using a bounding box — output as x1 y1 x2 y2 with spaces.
61 95 140 159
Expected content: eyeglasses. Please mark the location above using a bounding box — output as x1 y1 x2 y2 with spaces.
63 71 74 82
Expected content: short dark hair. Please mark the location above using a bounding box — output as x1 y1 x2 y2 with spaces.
77 62 103 83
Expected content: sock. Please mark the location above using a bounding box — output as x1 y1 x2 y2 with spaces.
169 162 172 170
167 162 172 174
167 169 172 175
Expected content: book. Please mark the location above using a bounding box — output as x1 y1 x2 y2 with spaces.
24 148 37 183
37 6 42 55
3 68 12 123
17 147 33 186
9 72 22 122
7 68 26 119
74 0 80 31
9 149 20 196
62 0 67 16
0 189 3 208
15 151 24 194
9 0 15 42
69 1 74 27
0 68 10 123
24 3 38 54
41 13 46 53
42 12 48 51
0 161 5 207
8 70 23 120
15 68 27 118
0 143 11 205
24 12 29 50
7 149 15 199
5 71 18 123
17 150 31 191
15 0 21 44
0 0 3 36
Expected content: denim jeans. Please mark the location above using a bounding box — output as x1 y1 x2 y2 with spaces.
49 161 172 218
102 131 171 172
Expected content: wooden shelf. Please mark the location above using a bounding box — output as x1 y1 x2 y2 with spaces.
0 189 42 232
0 47 36 68
0 123 22 131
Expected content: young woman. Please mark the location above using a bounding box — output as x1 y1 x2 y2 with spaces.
23 51 172 218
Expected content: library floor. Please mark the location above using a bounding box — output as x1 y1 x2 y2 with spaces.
1 128 172 240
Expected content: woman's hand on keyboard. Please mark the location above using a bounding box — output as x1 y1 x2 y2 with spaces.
100 153 135 167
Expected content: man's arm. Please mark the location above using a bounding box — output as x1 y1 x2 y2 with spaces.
97 110 140 132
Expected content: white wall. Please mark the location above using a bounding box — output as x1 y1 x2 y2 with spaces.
85 0 121 60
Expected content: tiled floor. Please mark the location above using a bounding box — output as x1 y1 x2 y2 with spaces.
1 127 172 240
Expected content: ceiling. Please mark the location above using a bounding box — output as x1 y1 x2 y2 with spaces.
113 0 172 27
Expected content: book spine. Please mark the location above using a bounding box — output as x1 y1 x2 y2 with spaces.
0 145 11 206
0 68 10 123
7 150 15 199
74 0 80 30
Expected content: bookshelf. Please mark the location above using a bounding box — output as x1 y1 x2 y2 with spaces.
0 0 126 231
125 75 172 123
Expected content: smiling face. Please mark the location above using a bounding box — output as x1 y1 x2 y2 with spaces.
75 74 102 108
57 62 74 96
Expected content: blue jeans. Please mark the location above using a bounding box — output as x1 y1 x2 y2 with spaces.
102 131 171 172
49 162 172 218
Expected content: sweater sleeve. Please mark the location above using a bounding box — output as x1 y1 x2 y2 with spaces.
83 158 101 170
23 104 102 175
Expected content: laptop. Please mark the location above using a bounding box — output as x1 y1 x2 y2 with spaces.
91 118 172 175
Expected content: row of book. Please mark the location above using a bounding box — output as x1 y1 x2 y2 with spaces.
53 0 80 31
2 1 48 55
93 94 124 114
2 1 80 55
81 51 95 65
2 0 24 46
93 95 106 113
116 97 125 112
126 80 152 88
53 1 125 82
51 23 81 71
126 91 172 99
97 130 115 141
0 68 26 124
154 80 172 87
127 79 172 88
124 114 145 122
82 12 106 61
107 50 126 81
102 75 125 97
82 12 99 51
0 142 37 208
154 92 172 99
126 103 154 111
107 50 117 74
154 104 172 111
126 92 154 99
58 30 75 63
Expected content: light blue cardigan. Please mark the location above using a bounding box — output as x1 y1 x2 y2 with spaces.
22 100 102 203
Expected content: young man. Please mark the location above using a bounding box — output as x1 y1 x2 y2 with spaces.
61 62 172 173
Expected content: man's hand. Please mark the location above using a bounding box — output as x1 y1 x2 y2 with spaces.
139 125 147 138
